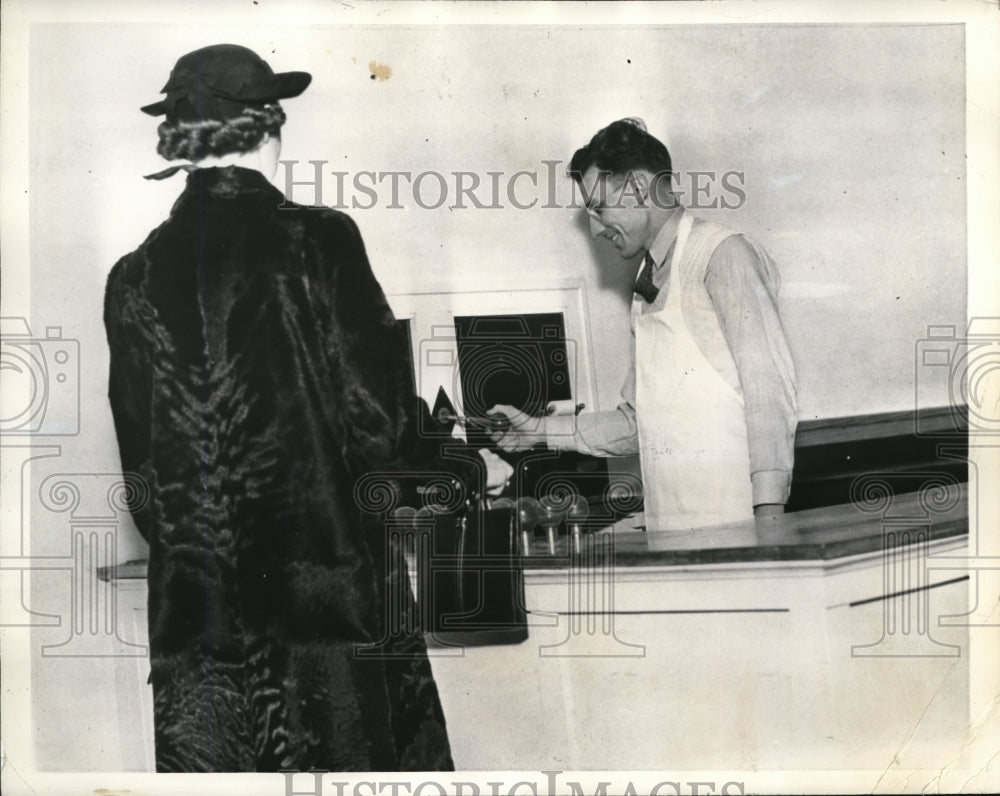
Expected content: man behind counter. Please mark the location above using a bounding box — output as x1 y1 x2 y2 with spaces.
491 118 797 531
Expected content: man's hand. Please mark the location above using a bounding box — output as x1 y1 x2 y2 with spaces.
487 404 549 452
478 449 514 496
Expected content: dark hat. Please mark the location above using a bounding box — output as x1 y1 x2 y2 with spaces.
141 43 311 122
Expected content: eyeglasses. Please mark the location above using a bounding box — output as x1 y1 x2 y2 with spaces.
584 177 649 220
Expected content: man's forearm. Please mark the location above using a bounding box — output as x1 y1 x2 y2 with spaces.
707 235 798 508
545 405 640 457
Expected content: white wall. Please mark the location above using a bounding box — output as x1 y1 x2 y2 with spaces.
26 20 967 541
20 20 968 771
30 22 966 442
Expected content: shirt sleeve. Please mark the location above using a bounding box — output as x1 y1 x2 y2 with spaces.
705 235 798 507
546 315 640 457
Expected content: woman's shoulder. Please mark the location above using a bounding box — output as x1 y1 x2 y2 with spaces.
280 201 370 258
106 224 164 291
282 199 361 232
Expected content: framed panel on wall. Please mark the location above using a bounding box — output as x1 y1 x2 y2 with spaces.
388 282 599 443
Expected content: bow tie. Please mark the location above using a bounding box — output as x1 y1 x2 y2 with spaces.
633 252 660 303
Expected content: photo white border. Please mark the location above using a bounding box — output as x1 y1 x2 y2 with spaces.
2 1 997 794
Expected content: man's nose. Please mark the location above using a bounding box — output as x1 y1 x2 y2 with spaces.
589 216 606 238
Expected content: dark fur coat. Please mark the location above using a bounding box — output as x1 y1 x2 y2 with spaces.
104 166 479 772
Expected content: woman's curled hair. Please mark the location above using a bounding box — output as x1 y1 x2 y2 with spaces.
156 103 286 162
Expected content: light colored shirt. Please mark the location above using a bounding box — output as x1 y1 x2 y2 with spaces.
546 209 798 507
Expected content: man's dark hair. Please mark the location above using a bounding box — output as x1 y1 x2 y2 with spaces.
568 117 672 184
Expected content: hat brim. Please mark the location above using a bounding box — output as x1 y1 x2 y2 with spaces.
140 99 170 116
237 71 312 102
140 70 312 116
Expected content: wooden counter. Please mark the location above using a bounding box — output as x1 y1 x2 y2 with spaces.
521 480 968 566
97 482 971 772
99 482 968 579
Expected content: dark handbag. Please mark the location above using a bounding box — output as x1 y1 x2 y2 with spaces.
415 503 529 647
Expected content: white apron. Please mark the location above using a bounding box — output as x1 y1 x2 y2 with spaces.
633 214 754 531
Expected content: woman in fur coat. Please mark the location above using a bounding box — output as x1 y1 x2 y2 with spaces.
104 43 511 773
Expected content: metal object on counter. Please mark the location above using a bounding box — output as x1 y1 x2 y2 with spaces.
538 495 567 556
391 505 417 525
516 497 540 555
392 493 590 558
567 495 590 554
435 409 512 433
